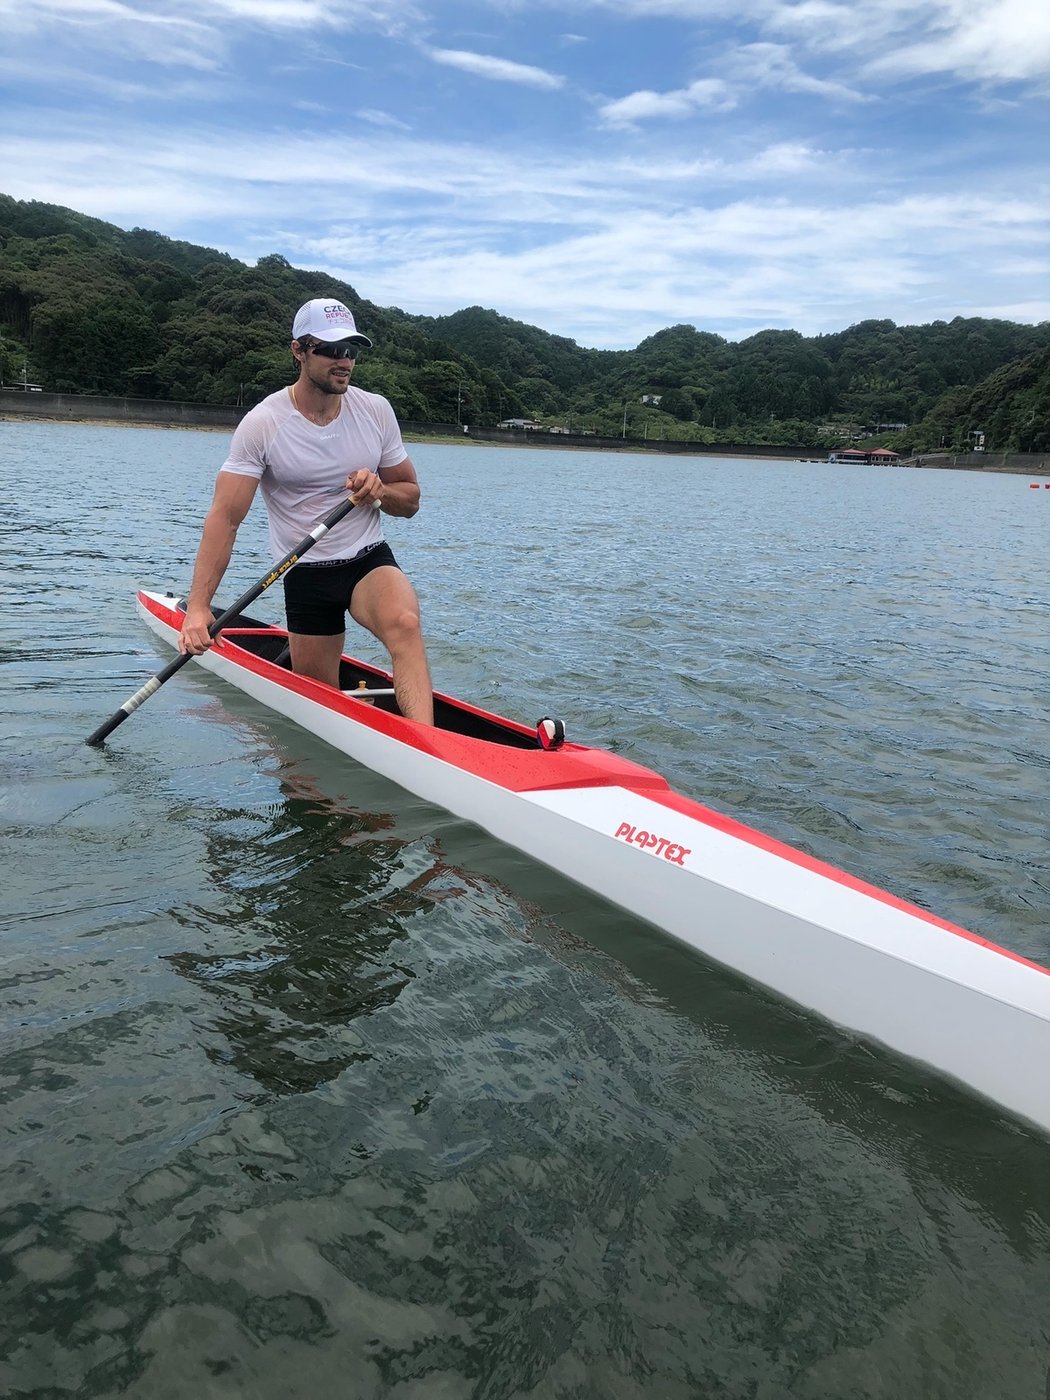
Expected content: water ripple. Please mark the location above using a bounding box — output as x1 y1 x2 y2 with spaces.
1 427 1048 1397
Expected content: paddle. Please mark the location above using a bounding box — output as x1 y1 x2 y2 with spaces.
86 495 356 747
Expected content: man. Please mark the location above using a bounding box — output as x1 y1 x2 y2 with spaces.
179 297 434 725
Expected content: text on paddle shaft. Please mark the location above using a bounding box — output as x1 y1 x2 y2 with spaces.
614 823 691 865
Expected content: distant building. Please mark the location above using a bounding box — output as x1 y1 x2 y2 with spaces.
828 448 900 466
641 394 663 405
497 418 544 430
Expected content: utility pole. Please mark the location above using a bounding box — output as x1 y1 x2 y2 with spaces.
622 401 628 438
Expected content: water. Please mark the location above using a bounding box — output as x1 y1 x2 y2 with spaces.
1 420 1048 1398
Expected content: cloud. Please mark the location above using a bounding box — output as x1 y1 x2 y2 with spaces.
356 109 414 131
428 47 566 88
544 0 1050 90
4 110 1044 346
763 0 913 54
0 116 860 231
597 42 864 129
764 0 1050 86
0 0 206 28
747 141 830 174
197 0 345 25
0 0 423 58
815 1 1049 88
204 0 426 34
599 79 735 126
867 0 1050 85
0 0 220 68
557 1 761 16
729 43 866 100
324 189 1049 345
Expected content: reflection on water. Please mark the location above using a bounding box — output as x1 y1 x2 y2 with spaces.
166 793 425 1100
1 424 1049 1398
5 723 1048 1398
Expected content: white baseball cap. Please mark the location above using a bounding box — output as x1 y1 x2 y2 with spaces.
292 298 373 348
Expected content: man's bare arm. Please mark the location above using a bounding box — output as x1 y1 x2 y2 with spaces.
180 472 259 653
348 457 420 518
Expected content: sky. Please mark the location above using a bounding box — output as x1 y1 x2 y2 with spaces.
0 0 1048 349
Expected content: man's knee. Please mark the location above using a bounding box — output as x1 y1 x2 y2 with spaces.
363 597 422 653
385 605 424 651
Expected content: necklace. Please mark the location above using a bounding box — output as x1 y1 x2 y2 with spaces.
290 383 339 427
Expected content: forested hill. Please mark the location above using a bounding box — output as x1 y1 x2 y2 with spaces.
2 193 1048 452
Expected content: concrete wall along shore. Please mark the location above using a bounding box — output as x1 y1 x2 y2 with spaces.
1 390 1046 475
0 389 247 430
0 390 462 438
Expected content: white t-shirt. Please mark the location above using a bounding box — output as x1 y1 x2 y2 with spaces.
220 385 409 563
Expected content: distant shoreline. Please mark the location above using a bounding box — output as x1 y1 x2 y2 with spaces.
3 397 1047 475
1 414 232 433
0 413 684 455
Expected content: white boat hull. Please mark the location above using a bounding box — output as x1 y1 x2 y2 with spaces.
135 590 1050 1134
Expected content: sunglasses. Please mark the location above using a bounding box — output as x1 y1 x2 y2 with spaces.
305 341 360 360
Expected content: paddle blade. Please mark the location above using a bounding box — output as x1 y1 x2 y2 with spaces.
85 650 194 746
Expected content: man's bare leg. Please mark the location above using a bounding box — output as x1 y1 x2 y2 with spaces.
288 632 345 689
350 566 434 725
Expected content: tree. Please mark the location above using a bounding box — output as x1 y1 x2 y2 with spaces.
2 193 1049 451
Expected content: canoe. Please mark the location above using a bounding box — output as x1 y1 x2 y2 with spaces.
136 588 1050 1135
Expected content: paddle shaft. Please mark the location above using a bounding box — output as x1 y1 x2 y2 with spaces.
86 495 356 746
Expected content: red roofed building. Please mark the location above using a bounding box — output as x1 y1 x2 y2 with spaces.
828 448 900 465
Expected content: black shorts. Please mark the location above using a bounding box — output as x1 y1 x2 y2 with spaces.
282 541 400 635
